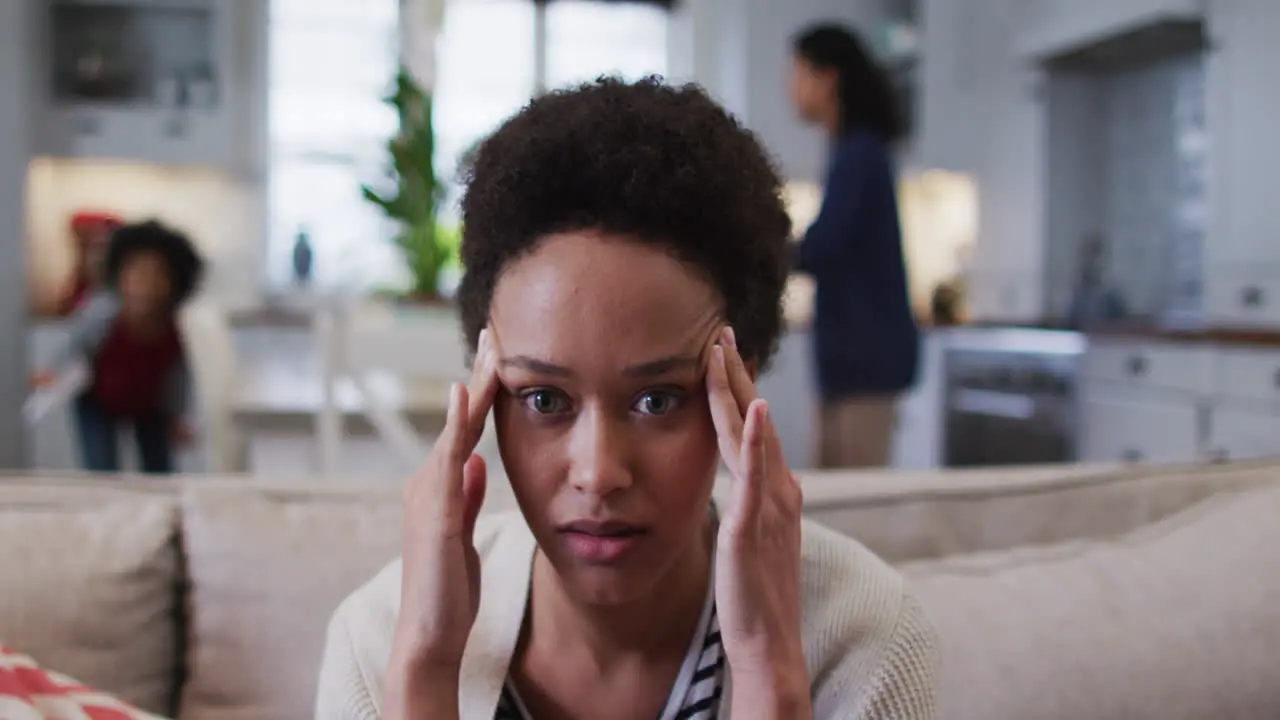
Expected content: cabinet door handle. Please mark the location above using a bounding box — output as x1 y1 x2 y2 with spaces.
1241 286 1265 309
1127 356 1148 377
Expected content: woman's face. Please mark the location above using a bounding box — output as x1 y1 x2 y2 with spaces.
789 54 837 125
490 231 724 606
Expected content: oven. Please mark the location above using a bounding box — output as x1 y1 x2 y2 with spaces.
943 329 1085 467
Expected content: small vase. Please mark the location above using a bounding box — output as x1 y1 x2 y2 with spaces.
292 226 314 285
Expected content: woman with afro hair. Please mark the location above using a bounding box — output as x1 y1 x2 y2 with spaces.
37 220 204 474
317 78 937 720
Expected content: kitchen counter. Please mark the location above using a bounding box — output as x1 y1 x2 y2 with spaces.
954 320 1280 349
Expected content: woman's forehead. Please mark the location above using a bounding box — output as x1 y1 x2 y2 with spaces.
490 232 722 364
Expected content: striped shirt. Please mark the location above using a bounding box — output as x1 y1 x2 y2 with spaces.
495 596 724 719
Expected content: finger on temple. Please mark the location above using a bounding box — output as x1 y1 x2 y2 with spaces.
461 454 488 541
465 328 491 387
720 328 757 415
706 345 744 473
431 383 470 535
443 382 470 468
465 349 500 450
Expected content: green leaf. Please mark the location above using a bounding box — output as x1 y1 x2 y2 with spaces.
362 64 445 297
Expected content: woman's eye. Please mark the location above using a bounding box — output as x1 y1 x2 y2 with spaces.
634 390 681 416
521 389 570 415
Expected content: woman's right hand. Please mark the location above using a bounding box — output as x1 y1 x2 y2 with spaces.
388 328 501 680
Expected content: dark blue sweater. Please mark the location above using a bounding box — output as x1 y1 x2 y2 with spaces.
792 131 919 399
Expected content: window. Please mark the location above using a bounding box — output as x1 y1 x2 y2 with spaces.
267 0 403 291
432 0 538 223
268 0 669 291
544 1 669 90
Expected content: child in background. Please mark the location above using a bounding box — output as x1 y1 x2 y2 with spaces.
37 220 205 474
58 212 123 316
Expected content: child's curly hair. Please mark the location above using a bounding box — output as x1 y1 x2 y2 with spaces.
103 220 206 307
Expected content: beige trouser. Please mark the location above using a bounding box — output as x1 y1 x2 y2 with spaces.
813 395 899 469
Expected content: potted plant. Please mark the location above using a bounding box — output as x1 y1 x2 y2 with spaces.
362 67 457 303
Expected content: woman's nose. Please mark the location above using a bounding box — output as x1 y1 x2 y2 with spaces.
568 406 632 497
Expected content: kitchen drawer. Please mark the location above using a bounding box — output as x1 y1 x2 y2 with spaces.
1080 391 1203 464
1082 340 1215 394
1208 403 1280 462
1205 269 1280 330
1216 347 1280 404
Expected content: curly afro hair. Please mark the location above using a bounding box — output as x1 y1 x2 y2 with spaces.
104 220 206 307
456 77 793 370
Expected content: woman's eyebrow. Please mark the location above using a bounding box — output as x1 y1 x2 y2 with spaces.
498 354 701 379
500 355 572 377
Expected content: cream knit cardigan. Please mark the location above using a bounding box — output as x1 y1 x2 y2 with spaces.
316 512 939 720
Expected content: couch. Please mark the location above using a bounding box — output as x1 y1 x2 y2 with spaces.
2 459 1278 720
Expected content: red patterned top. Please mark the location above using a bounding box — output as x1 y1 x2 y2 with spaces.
90 318 184 418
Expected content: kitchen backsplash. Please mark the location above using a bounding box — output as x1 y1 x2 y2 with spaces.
25 158 265 315
1043 50 1207 323
1103 52 1207 323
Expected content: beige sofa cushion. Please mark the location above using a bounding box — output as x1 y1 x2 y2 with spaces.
0 477 180 717
906 481 1280 720
178 483 406 720
799 460 1280 563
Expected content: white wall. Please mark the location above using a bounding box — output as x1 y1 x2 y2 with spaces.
917 0 1049 323
0 0 33 467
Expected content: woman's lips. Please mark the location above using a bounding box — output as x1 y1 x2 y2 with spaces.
557 520 648 564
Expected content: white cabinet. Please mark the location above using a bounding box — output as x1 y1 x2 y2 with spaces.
1205 269 1280 330
1017 0 1202 60
1204 0 1280 269
1216 348 1280 405
1208 404 1280 462
1078 340 1280 465
38 107 236 167
1081 389 1202 464
1202 0 1280 328
1082 339 1215 395
30 0 256 172
1079 339 1211 464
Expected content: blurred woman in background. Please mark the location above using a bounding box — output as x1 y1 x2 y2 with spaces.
789 23 919 469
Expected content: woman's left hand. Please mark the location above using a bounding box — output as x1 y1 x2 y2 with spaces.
706 327 812 719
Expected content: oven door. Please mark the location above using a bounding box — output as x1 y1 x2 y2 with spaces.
944 387 1075 467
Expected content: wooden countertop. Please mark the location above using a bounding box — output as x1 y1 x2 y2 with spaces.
952 321 1280 349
